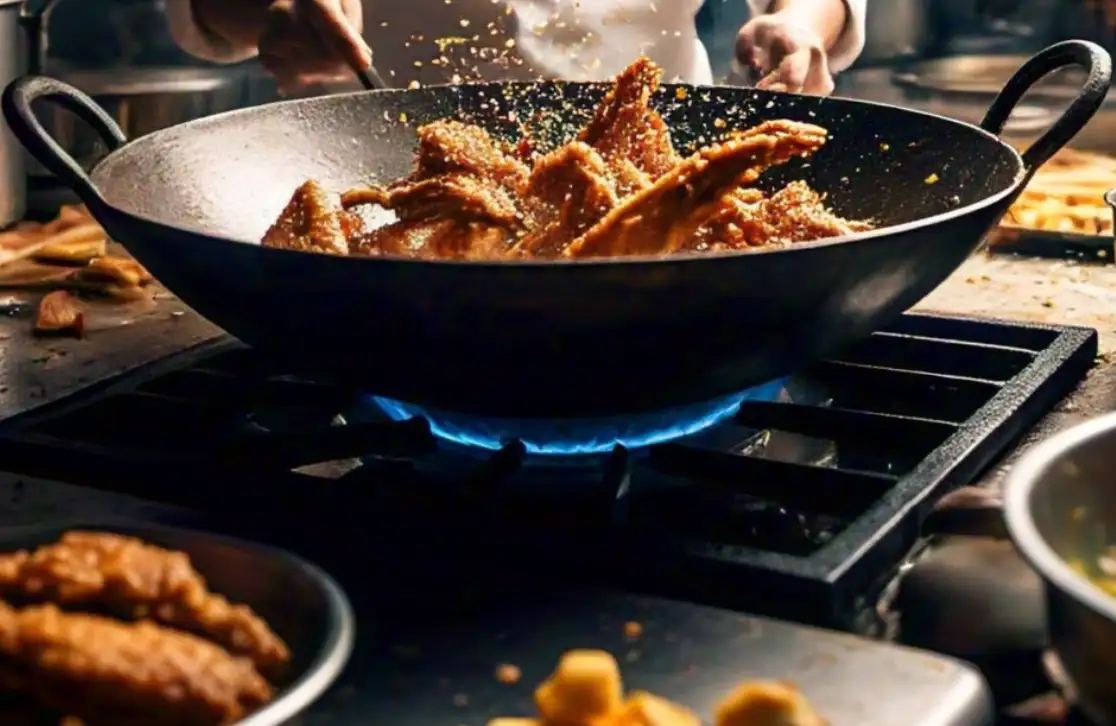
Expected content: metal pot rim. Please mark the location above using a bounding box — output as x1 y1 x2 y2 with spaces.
1004 412 1116 624
0 0 21 8
52 67 250 97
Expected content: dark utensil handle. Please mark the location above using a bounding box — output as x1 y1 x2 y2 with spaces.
980 40 1112 174
1 75 127 209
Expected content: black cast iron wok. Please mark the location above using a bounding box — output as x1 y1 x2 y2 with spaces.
2 41 1110 418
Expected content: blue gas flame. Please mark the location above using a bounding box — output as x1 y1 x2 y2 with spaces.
371 378 787 456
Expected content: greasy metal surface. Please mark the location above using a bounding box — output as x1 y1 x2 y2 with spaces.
2 53 1097 418
0 477 1006 726
0 520 354 726
1004 414 1116 726
0 290 221 420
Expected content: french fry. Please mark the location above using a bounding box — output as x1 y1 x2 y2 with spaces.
33 238 107 265
997 147 1116 238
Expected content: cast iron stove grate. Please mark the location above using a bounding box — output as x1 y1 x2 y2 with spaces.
0 313 1096 631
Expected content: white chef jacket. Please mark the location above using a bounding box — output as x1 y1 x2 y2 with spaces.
167 0 866 87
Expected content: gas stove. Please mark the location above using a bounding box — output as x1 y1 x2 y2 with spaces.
0 311 1094 612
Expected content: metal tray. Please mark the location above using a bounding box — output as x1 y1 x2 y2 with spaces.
0 519 355 726
987 225 1114 263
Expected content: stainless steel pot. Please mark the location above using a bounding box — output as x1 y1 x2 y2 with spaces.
859 0 937 65
26 66 272 181
0 0 26 227
1003 414 1116 726
893 54 1116 152
19 0 278 188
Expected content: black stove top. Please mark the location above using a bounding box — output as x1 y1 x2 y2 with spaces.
0 312 1095 632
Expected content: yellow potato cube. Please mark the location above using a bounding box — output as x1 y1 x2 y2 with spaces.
714 681 825 726
534 650 623 725
620 691 701 726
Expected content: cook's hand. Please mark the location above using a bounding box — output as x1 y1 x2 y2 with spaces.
258 0 372 93
735 11 834 96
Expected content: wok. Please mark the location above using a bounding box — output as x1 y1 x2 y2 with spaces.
1 41 1111 418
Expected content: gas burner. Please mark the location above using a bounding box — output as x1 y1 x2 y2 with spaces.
369 379 788 456
0 313 1097 630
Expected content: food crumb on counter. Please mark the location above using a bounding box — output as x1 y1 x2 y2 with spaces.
34 291 84 338
490 648 827 726
496 663 522 684
624 621 643 640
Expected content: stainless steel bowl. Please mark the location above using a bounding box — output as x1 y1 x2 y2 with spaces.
1005 413 1116 726
0 520 355 726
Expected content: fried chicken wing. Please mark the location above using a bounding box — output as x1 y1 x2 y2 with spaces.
564 120 829 258
0 532 290 680
343 119 528 257
511 142 621 258
264 57 871 260
0 601 271 726
410 119 530 192
754 180 874 242
578 56 680 193
343 174 520 226
353 218 513 260
261 180 351 255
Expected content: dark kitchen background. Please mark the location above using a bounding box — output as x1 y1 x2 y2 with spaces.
44 0 1110 72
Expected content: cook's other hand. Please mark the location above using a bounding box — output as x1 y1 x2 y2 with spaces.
180 0 372 92
736 0 857 96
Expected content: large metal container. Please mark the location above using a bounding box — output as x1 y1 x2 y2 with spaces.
893 54 1116 152
28 66 269 179
1005 414 1116 726
19 0 278 192
0 520 356 725
0 0 26 227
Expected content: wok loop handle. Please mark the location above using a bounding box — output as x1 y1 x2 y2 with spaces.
980 40 1112 174
1 75 127 209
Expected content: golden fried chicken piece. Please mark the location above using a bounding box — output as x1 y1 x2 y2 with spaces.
564 120 828 258
409 119 530 193
685 189 768 251
511 142 621 258
353 218 513 260
754 181 873 243
0 601 272 726
342 173 520 226
261 179 350 255
577 56 681 194
344 119 529 257
0 532 290 680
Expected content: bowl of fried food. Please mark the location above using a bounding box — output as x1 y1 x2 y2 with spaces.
0 522 354 726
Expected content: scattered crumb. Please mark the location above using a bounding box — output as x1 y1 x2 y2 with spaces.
624 621 643 640
35 290 84 338
495 663 522 684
